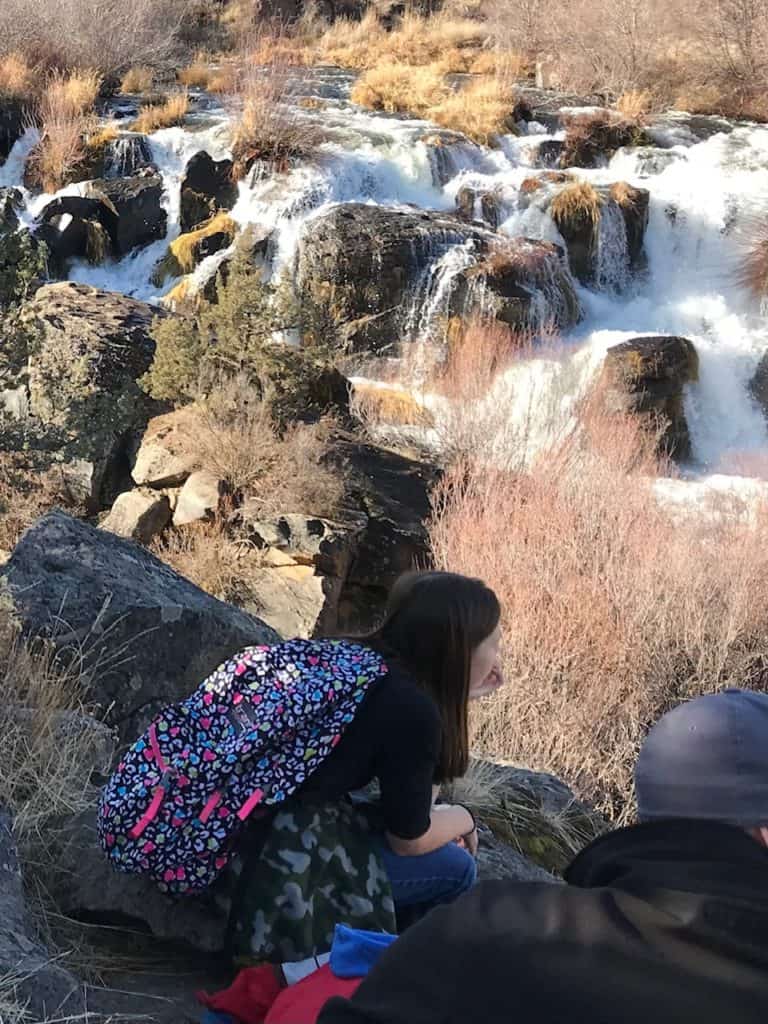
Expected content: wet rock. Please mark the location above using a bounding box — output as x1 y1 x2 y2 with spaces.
296 203 581 353
0 808 86 1018
535 138 565 168
102 488 172 544
14 283 162 509
627 146 684 177
455 186 503 229
131 407 199 488
173 470 224 526
748 352 768 420
560 110 651 168
103 133 155 178
0 100 24 164
449 238 581 330
180 151 238 233
421 131 486 188
476 827 560 884
601 335 699 461
35 194 118 276
0 187 21 231
1 510 280 740
88 175 167 255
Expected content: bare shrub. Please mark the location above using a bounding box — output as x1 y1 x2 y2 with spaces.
430 393 768 821
132 89 189 133
0 0 186 77
0 451 79 552
231 63 326 177
736 218 768 309
182 382 343 517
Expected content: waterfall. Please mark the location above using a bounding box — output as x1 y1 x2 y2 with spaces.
595 200 630 293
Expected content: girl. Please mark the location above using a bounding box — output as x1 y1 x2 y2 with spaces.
227 570 504 963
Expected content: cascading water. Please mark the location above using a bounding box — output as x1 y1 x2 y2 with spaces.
3 72 768 499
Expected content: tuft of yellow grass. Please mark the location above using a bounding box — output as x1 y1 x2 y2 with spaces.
350 62 446 114
352 381 434 428
132 90 189 133
0 52 36 101
120 65 154 94
352 62 516 144
26 71 101 193
616 89 652 119
152 212 237 286
208 65 239 94
550 180 603 229
179 55 214 89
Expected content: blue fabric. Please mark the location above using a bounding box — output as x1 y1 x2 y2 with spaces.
330 924 398 979
200 1011 236 1024
378 838 477 909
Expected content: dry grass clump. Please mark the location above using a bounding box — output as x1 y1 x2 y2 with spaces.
351 381 434 429
0 52 36 101
351 62 516 143
152 212 237 286
430 390 768 821
120 65 154 94
132 89 189 133
0 452 78 553
551 181 603 230
25 71 101 193
178 53 214 88
153 518 265 604
616 88 653 119
432 75 516 144
350 62 446 114
231 66 325 177
184 385 343 517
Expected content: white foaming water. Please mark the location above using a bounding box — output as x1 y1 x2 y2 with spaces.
3 88 768 493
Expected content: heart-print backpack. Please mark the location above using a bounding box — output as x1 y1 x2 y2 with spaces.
97 638 387 895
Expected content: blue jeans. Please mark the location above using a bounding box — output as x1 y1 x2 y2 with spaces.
378 838 477 911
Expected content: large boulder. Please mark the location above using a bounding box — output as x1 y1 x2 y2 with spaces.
180 151 238 233
88 175 167 255
296 204 581 353
35 194 119 275
749 351 768 420
0 809 86 1018
131 406 200 487
1 511 280 741
54 806 228 953
601 335 699 461
560 111 651 168
9 283 162 509
101 487 172 544
103 133 155 178
521 180 650 288
324 438 440 632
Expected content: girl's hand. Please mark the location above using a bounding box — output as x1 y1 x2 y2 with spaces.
454 826 479 857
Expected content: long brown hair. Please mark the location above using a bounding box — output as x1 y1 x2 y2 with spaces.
364 570 501 782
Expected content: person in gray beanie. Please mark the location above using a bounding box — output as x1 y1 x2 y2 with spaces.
320 689 768 1024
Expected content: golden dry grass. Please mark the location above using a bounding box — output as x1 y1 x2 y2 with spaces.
25 71 101 193
550 180 603 229
120 65 154 94
132 89 189 133
152 212 237 286
0 52 36 100
616 89 652 119
351 62 516 143
178 53 214 89
208 64 239 94
352 381 434 428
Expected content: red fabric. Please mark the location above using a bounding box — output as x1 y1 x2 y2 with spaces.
197 965 283 1024
266 966 361 1024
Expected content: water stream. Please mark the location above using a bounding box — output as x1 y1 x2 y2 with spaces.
3 69 768 502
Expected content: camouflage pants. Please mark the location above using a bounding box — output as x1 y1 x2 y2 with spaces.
225 798 397 965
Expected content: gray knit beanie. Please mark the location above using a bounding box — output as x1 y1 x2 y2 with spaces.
635 689 768 827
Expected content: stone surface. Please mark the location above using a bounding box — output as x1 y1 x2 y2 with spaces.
34 194 118 275
1 511 280 740
750 352 768 421
131 407 199 487
173 470 223 526
297 203 581 353
476 825 561 884
13 283 162 509
55 806 229 954
0 101 24 164
0 189 45 308
102 488 172 544
601 335 699 461
103 133 155 178
325 438 440 632
560 111 651 167
0 809 86 1018
180 151 238 233
88 175 167 255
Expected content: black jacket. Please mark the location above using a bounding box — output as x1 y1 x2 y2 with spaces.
319 820 768 1024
